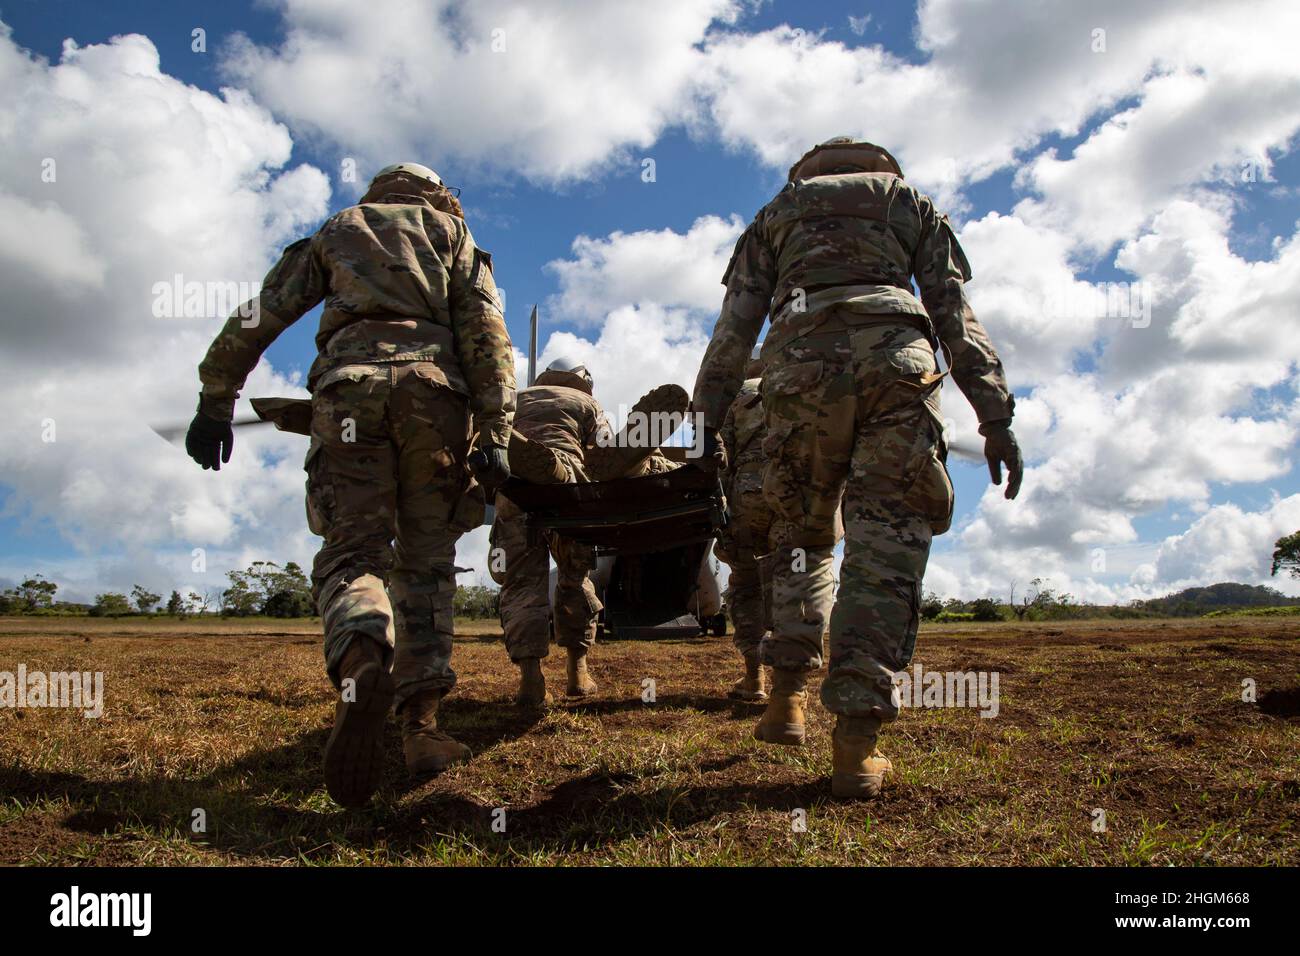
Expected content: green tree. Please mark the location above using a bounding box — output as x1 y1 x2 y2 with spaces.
131 585 162 614
970 598 1002 622
920 590 945 621
165 590 185 616
221 561 314 617
1271 531 1300 579
90 592 133 617
4 575 58 612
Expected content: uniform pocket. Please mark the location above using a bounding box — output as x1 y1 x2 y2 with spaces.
448 477 487 533
304 438 334 536
900 416 954 535
760 422 804 524
314 364 380 391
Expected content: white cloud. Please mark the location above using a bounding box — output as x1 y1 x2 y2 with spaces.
0 28 330 597
1144 494 1300 590
544 214 743 326
221 0 737 185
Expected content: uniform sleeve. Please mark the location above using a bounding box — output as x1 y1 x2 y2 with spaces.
198 236 327 421
586 403 615 450
448 225 516 447
912 192 1014 424
718 395 741 483
691 214 777 430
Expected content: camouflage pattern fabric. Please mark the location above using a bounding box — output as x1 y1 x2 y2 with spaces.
759 317 954 721
692 170 1012 431
490 493 602 661
308 361 484 709
509 384 611 480
713 378 775 657
198 180 515 447
691 164 1003 725
490 386 609 660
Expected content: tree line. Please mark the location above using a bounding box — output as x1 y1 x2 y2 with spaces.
0 564 503 620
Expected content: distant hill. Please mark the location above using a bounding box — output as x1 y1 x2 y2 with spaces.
1139 582 1295 617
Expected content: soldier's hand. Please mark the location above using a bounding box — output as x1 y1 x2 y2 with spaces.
692 426 725 471
468 444 510 489
980 421 1022 500
185 408 234 471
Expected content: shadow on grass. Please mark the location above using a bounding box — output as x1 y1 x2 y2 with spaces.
0 692 824 863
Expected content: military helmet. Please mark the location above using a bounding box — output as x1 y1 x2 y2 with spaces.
787 137 904 182
535 356 594 393
368 162 442 190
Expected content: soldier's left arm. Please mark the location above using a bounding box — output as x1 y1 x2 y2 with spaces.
912 192 1014 425
197 237 327 421
691 214 777 431
447 225 516 449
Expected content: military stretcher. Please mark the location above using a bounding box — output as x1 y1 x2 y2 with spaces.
500 456 730 640
244 397 731 640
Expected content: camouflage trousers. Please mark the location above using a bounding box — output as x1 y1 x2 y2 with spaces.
760 316 954 722
714 483 774 658
491 489 602 661
307 361 482 709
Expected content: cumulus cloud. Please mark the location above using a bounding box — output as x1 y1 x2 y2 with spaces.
0 27 330 598
221 0 737 185
544 215 743 326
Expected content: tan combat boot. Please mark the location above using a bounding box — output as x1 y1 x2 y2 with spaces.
400 690 471 776
727 652 768 701
515 657 551 708
565 647 598 697
323 637 395 808
831 716 893 800
753 668 807 745
585 383 689 481
508 432 568 484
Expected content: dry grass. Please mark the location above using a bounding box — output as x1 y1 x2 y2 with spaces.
0 614 1296 866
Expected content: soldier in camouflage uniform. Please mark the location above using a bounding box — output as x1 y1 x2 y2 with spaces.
691 139 1022 799
714 346 775 702
185 162 515 808
492 358 608 706
493 360 689 705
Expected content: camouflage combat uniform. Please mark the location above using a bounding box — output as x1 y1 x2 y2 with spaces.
714 378 774 659
198 182 515 708
490 384 609 661
692 168 1013 723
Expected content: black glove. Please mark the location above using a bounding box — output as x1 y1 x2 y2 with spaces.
186 407 234 471
468 444 510 490
979 420 1023 500
692 426 725 471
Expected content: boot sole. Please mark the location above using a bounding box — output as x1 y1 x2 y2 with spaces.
565 684 598 698
406 748 471 777
323 660 395 808
753 723 806 746
587 384 689 480
831 773 887 800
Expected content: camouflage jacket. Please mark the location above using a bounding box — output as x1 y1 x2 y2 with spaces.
720 377 765 496
692 171 1012 429
512 385 612 464
197 189 516 446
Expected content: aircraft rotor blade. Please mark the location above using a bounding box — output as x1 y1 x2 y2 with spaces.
149 416 272 444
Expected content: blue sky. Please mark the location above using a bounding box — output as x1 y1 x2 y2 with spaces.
1 0 1298 603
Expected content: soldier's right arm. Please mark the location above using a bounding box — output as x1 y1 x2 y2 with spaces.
197 237 327 420
691 215 777 431
447 226 517 448
718 395 740 482
912 192 1014 424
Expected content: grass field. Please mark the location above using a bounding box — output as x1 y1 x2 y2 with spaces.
0 614 1296 866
